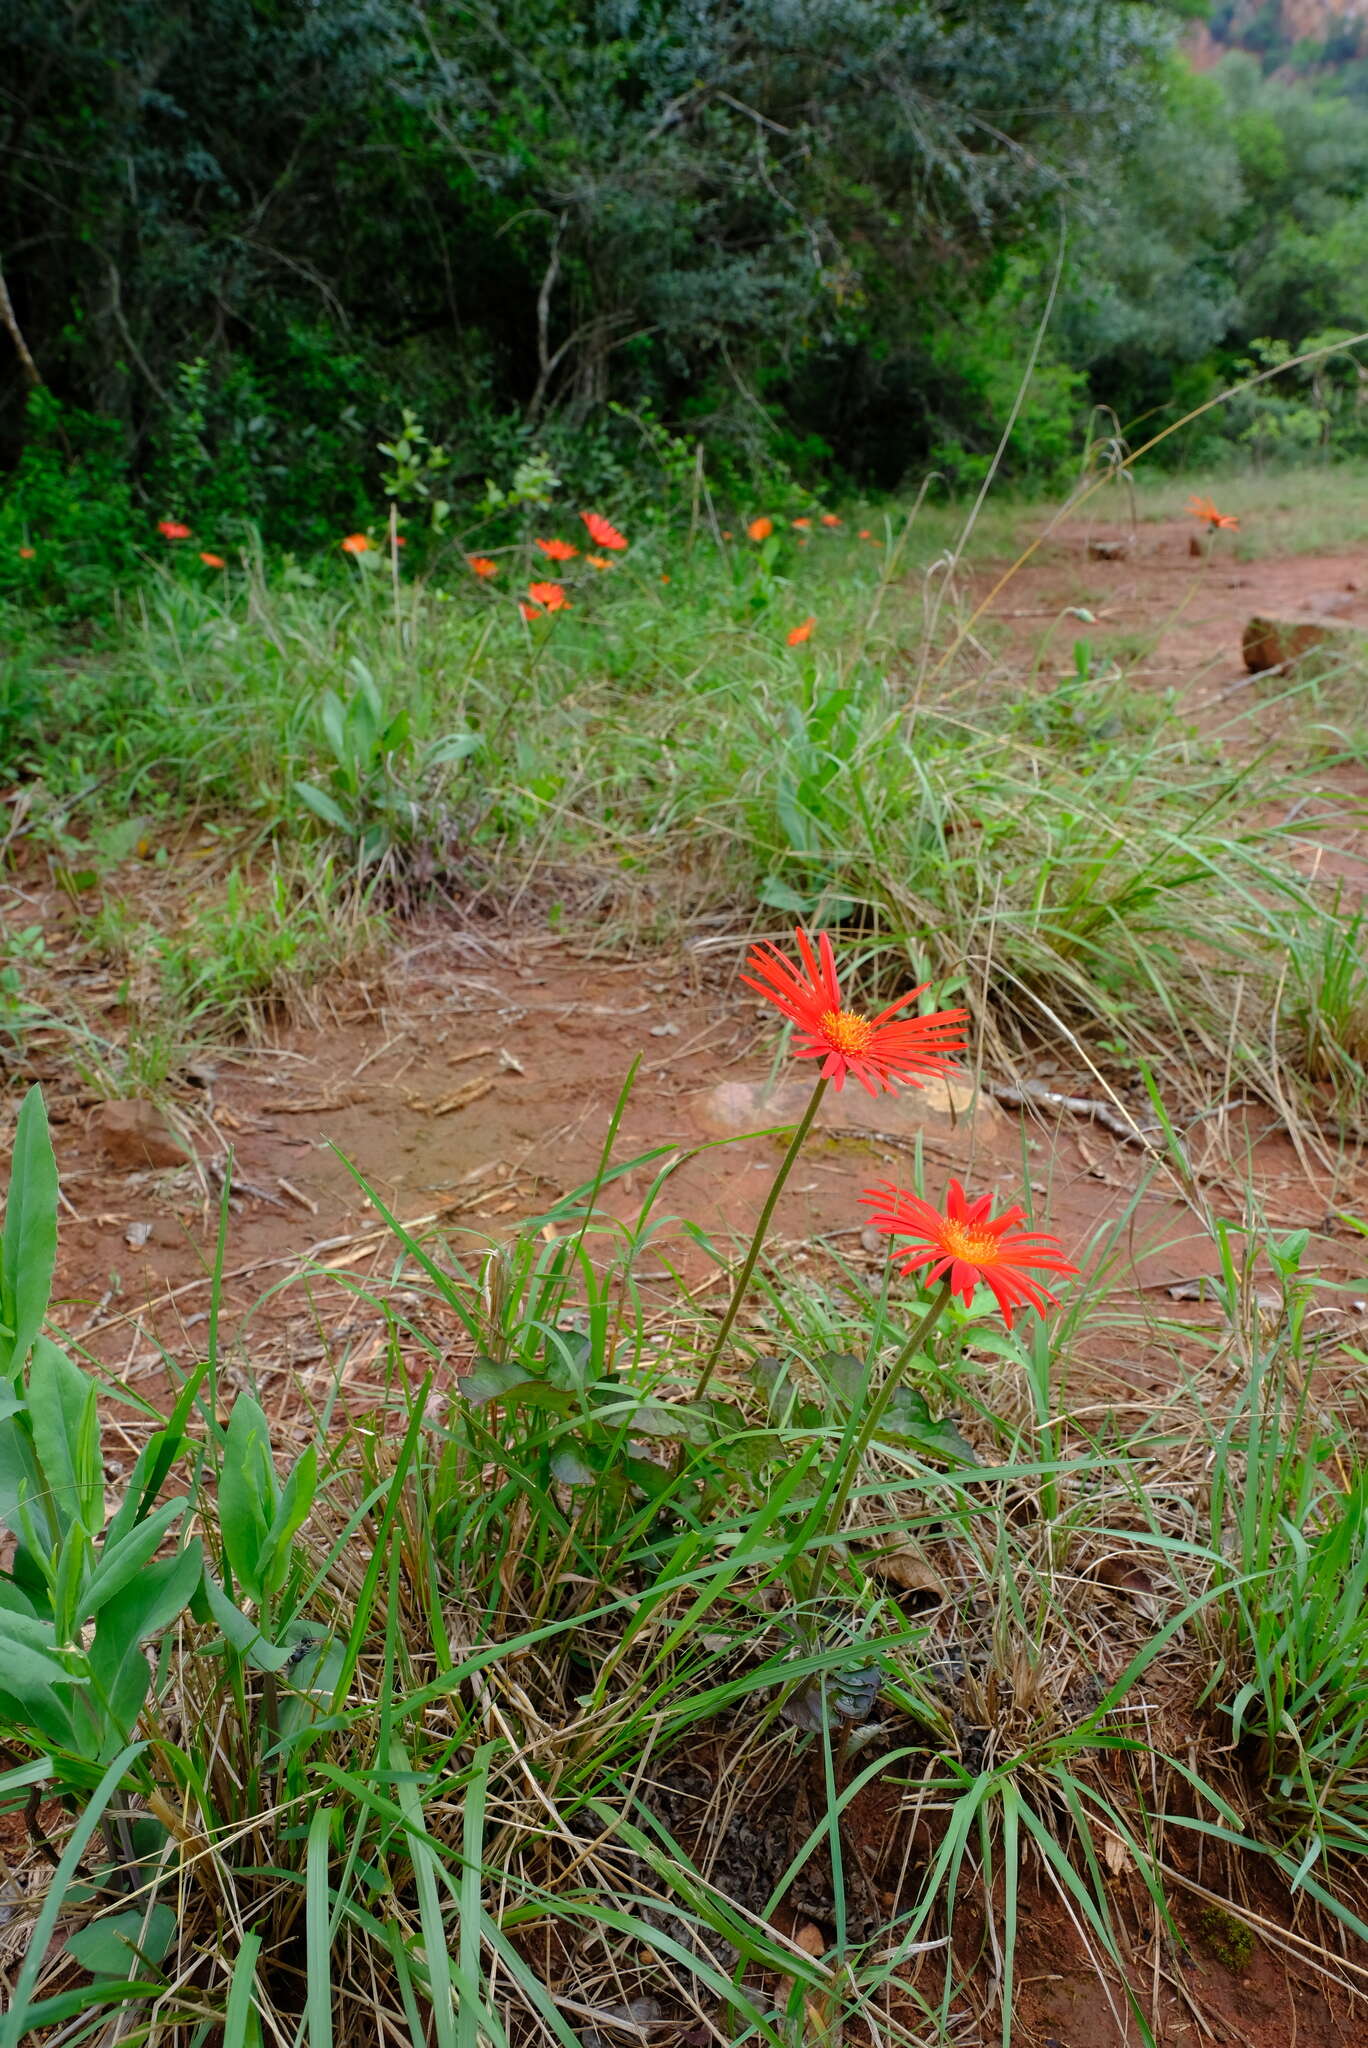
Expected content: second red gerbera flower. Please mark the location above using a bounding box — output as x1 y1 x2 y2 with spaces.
860 1178 1078 1329
741 928 967 1095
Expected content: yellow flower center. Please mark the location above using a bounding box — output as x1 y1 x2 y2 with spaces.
939 1220 999 1266
819 1007 876 1056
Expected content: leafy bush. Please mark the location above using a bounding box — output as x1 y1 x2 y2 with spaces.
0 392 139 617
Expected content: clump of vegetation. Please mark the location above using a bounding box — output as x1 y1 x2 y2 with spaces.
3 911 1367 2045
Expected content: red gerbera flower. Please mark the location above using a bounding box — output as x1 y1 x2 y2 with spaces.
747 516 773 542
1186 494 1239 532
158 520 191 541
528 580 570 611
535 537 578 561
340 533 371 555
860 1179 1079 1330
199 552 226 568
821 513 841 528
787 616 816 646
468 556 499 578
580 510 628 551
741 928 967 1095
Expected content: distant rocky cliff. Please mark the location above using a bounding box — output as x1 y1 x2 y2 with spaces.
1191 0 1368 64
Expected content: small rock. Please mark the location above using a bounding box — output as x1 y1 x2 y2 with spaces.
690 1073 1004 1145
93 1098 192 1171
1242 614 1362 674
648 1022 680 1038
124 1220 152 1249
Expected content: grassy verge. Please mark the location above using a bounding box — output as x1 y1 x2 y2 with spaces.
4 487 1368 1143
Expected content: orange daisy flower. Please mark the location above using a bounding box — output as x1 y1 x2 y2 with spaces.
18 546 34 559
859 1179 1078 1330
519 600 542 622
468 556 499 578
747 516 773 542
158 520 191 540
821 514 841 528
340 533 371 554
527 580 570 611
199 552 226 568
535 537 578 562
787 616 816 646
722 529 734 540
741 929 967 1096
792 517 812 530
586 554 612 570
859 529 872 540
580 510 628 551
1186 494 1239 531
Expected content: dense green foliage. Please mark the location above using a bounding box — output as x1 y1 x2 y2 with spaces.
2 0 1368 553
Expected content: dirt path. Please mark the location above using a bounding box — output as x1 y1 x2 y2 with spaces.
966 514 1368 899
19 920 1363 1427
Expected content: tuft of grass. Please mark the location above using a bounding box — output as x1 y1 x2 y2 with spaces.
4 1061 1368 2046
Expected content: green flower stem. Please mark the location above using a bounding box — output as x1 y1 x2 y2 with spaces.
693 1074 829 1406
807 1277 954 1601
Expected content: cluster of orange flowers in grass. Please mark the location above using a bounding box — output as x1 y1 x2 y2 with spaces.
740 928 1078 1332
449 508 630 619
90 496 890 651
156 518 226 568
743 509 884 646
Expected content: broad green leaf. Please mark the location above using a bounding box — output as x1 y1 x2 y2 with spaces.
27 1337 103 1537
52 1517 93 1645
292 781 351 831
319 689 348 765
276 1634 345 1750
66 1903 176 1980
550 1445 599 1487
258 1443 317 1596
758 876 815 915
0 1674 75 1749
0 1413 54 1550
877 1385 978 1465
0 1607 82 1683
203 1573 295 1671
219 1396 276 1603
426 732 481 767
0 1087 58 1381
88 1544 203 1743
81 1496 188 1621
457 1357 529 1408
817 1351 867 1414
